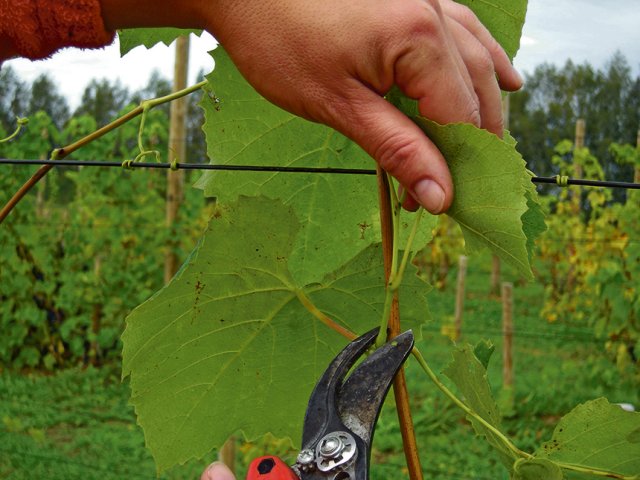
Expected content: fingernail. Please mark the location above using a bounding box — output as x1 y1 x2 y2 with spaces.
203 462 235 480
413 179 445 214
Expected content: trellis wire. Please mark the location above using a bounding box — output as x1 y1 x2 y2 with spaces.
1 158 640 190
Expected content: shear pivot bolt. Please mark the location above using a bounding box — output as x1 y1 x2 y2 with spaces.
320 435 344 459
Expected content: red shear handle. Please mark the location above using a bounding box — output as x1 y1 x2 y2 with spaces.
246 456 299 480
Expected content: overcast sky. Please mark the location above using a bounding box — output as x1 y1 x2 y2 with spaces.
4 0 640 109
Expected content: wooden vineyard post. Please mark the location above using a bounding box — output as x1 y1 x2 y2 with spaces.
567 119 586 290
454 255 468 340
218 439 236 476
502 282 514 389
635 129 640 184
490 95 511 295
573 118 586 208
164 35 190 284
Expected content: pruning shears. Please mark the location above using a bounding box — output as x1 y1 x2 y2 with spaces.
246 328 415 480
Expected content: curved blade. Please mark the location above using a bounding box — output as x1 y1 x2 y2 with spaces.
301 328 379 447
298 329 414 480
338 330 414 445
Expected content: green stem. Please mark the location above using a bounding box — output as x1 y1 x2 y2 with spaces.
376 174 401 346
390 208 424 291
412 346 531 460
376 193 425 346
0 117 28 143
554 462 638 480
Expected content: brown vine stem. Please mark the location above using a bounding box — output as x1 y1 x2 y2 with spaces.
376 166 424 480
0 80 207 225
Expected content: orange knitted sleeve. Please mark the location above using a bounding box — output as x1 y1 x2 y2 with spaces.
0 0 115 61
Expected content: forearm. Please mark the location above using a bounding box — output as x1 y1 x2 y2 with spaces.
99 0 212 31
0 0 115 62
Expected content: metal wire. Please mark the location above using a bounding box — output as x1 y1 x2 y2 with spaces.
2 158 640 189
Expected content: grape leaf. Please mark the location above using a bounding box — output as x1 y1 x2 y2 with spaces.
386 90 544 279
535 398 640 478
195 48 436 286
121 196 429 472
118 28 202 56
455 0 528 60
513 458 563 480
443 343 518 469
417 119 541 279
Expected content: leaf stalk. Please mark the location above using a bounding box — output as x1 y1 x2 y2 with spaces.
411 346 531 460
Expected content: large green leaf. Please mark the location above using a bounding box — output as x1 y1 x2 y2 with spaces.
118 28 202 56
419 119 541 278
443 343 518 469
455 0 528 60
385 90 544 279
121 196 429 472
535 398 640 478
195 48 435 286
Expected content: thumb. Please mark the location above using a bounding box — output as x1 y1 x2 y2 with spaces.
201 462 236 480
333 87 453 214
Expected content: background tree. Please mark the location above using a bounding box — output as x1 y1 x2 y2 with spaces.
510 52 639 189
74 78 129 127
28 73 70 130
0 66 29 131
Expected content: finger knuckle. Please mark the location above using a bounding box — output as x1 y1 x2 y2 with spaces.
453 4 478 26
375 134 420 177
473 48 496 76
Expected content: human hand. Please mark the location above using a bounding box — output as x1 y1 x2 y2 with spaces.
200 462 236 480
102 0 522 213
201 0 522 213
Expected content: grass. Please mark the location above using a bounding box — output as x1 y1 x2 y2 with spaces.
1 252 638 479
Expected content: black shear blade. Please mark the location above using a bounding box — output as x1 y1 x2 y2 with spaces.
338 329 414 445
299 328 414 480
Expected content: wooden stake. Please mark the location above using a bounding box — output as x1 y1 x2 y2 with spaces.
490 254 501 296
164 36 190 283
574 118 586 179
218 437 236 475
635 129 640 184
490 94 510 296
454 255 468 340
502 282 514 389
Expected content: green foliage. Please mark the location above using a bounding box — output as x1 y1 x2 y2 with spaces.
3 0 638 477
122 196 429 470
535 398 640 478
388 89 546 279
537 140 639 374
509 53 640 181
443 343 517 469
118 28 202 56
0 108 208 370
442 339 640 480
